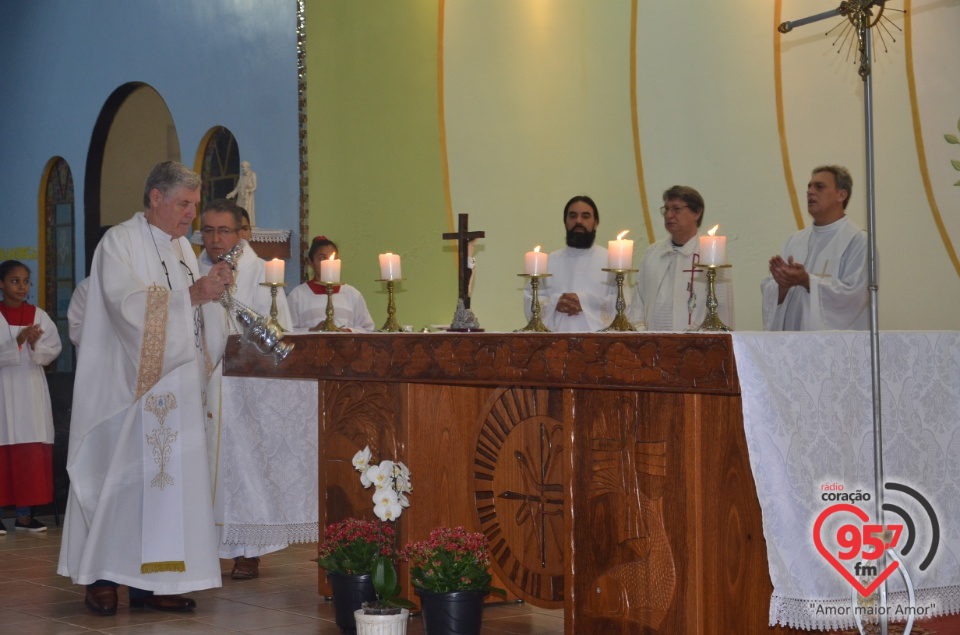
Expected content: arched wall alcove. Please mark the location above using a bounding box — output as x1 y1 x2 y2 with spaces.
84 82 180 274
38 156 75 372
196 125 241 214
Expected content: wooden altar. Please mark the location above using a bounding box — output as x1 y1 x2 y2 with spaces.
223 332 785 634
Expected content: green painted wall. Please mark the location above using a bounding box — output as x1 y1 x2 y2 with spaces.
305 1 960 332
307 1 455 330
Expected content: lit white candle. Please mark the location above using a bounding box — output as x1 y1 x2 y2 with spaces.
699 225 727 266
264 258 284 284
320 252 341 283
524 245 548 275
607 230 634 269
378 252 401 280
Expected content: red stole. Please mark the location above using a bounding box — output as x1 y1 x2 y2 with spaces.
307 280 341 295
0 302 36 326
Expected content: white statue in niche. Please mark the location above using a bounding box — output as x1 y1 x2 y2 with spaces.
227 161 257 226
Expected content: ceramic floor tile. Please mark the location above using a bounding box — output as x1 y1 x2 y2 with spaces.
1 517 567 634
268 599 337 620
100 618 241 634
226 588 325 610
244 621 344 634
193 606 319 630
3 619 96 634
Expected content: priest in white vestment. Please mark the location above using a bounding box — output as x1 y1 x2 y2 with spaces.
58 162 234 616
198 199 292 580
761 165 868 331
629 185 734 331
522 196 618 332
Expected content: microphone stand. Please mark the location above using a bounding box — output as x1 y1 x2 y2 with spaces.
778 3 890 634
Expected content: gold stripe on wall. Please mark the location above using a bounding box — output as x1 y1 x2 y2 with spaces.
774 0 804 230
630 0 654 244
438 0 454 238
904 0 960 277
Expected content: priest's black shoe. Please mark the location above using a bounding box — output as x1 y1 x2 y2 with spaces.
84 586 118 616
130 594 197 612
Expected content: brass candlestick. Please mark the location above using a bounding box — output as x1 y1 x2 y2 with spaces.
600 268 638 332
377 278 403 332
258 282 288 333
698 264 733 332
312 281 341 332
516 273 552 332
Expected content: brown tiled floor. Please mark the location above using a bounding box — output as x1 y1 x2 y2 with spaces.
0 516 564 634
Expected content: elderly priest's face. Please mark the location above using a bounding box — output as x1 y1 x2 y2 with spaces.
200 210 242 260
148 186 200 238
662 197 701 245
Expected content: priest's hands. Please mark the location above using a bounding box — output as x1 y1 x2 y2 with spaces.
190 261 235 305
556 292 584 316
769 255 810 304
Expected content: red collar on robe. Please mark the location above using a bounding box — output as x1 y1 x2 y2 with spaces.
307 280 341 295
0 302 36 326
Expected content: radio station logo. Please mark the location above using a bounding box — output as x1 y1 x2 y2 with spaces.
813 481 939 599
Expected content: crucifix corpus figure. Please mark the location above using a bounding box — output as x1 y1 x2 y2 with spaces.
443 213 485 331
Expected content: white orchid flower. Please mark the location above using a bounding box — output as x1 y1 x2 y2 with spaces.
352 447 372 474
364 461 395 491
393 473 412 494
373 487 403 522
398 492 410 508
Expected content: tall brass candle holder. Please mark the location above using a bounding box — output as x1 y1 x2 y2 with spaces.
600 268 638 332
698 264 733 332
377 278 403 332
516 273 552 332
258 282 288 333
311 281 341 332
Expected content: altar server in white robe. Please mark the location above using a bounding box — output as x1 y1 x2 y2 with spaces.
761 165 868 331
68 226 112 349
628 186 734 331
522 196 618 332
0 260 61 534
288 236 376 332
58 161 234 616
198 198 292 580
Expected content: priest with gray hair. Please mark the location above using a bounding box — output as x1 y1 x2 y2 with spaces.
58 161 234 616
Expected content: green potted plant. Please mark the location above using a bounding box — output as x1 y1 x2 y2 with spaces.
318 446 414 634
318 517 395 632
404 526 507 635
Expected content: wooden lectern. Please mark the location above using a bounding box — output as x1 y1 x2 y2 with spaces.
224 332 794 634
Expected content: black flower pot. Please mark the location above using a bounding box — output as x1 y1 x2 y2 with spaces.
415 588 486 635
328 571 377 633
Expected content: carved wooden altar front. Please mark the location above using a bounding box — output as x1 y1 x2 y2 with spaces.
224 333 792 634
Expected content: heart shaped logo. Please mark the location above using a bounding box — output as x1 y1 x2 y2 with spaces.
813 503 900 597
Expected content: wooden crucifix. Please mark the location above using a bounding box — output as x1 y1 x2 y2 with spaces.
442 213 485 309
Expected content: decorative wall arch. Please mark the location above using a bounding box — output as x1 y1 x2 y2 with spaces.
195 125 241 215
84 82 180 274
38 156 75 371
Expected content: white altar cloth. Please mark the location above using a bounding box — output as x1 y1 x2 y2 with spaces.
219 376 319 547
733 331 960 630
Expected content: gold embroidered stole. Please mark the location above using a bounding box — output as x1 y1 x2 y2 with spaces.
135 285 186 573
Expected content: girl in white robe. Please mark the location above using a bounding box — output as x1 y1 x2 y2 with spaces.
288 237 375 333
0 260 62 533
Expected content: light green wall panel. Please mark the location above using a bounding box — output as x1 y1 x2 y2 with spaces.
307 0 455 330
304 0 960 332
